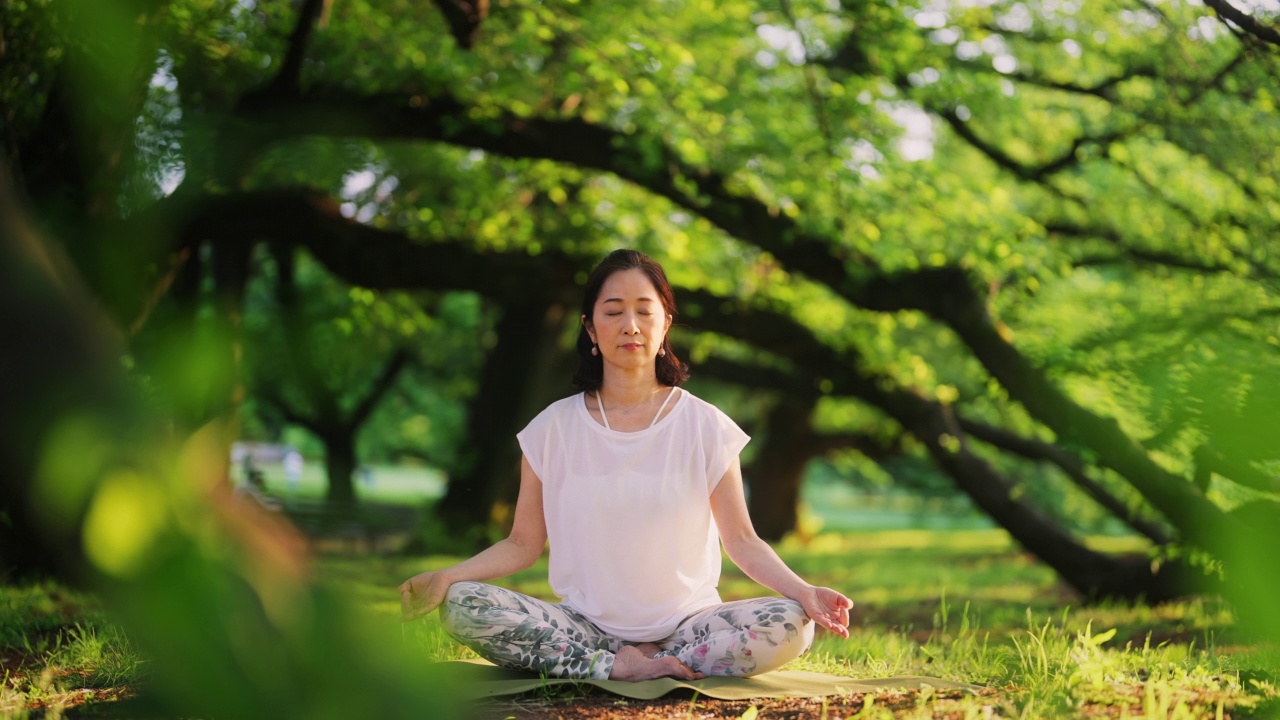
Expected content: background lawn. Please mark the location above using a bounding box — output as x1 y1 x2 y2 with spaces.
5 472 1277 718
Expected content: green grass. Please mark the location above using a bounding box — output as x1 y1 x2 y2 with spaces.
238 461 444 505
0 584 145 718
370 529 1280 718
3 529 1279 718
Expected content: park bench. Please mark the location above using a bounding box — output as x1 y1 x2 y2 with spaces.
280 500 404 554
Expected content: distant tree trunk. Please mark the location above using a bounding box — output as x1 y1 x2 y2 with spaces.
746 397 815 541
321 429 357 507
699 357 901 542
437 298 569 536
259 247 412 509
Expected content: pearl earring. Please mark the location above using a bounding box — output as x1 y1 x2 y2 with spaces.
659 347 666 357
591 344 598 356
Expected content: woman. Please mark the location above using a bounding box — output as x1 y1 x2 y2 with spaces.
399 249 852 682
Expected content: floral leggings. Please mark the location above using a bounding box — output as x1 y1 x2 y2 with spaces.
440 581 814 680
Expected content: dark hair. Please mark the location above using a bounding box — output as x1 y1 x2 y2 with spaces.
572 249 691 391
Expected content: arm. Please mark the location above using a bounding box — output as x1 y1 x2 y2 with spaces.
710 457 852 638
398 454 547 620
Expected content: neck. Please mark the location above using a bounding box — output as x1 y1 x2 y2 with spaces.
598 366 663 405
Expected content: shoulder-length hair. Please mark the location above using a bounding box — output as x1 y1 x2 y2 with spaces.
571 249 691 392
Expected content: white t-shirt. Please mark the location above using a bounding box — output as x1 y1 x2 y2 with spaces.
516 388 751 641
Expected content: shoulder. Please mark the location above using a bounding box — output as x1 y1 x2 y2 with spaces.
543 392 582 415
676 389 740 427
523 392 582 430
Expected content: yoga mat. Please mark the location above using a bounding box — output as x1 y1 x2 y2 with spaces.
435 659 986 701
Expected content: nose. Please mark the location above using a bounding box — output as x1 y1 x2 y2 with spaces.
624 312 640 333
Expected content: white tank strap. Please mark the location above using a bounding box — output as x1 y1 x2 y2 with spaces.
595 390 611 430
650 387 678 428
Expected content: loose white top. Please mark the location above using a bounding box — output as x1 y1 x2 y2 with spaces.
516 388 751 641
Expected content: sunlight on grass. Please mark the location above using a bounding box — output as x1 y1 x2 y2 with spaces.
4 530 1279 718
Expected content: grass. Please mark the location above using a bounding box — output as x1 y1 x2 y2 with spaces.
0 584 143 718
2 528 1279 718
369 529 1280 718
236 460 445 506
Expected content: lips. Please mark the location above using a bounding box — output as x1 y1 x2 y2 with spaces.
620 343 643 350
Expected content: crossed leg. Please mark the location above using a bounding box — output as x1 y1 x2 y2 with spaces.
440 582 699 680
654 597 815 676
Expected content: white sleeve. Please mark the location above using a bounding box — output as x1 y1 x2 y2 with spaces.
516 405 554 482
705 405 750 492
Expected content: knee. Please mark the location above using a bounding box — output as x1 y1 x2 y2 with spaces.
775 599 815 648
751 599 814 657
439 581 489 634
759 598 810 632
444 580 486 606
743 599 813 674
774 598 809 626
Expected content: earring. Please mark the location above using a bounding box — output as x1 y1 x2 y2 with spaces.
591 344 599 356
659 347 666 357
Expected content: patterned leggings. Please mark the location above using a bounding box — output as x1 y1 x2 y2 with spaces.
440 581 814 680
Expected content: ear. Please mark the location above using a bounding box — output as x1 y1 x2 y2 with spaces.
582 314 596 343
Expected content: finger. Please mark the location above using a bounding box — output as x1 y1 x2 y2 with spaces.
818 614 844 635
402 595 437 622
821 614 848 637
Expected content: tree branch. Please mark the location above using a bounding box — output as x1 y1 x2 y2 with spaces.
1195 443 1280 494
693 354 902 456
946 57 1158 102
1044 221 1240 274
164 189 578 300
348 347 412 429
255 383 317 433
678 289 1194 600
957 417 1174 544
1203 0 1280 47
270 0 328 96
938 108 1128 182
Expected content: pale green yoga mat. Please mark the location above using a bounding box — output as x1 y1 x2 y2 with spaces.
438 659 985 701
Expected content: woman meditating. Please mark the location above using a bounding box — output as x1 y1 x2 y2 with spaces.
399 249 852 681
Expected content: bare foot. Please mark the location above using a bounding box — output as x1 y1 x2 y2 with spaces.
609 645 703 682
633 642 662 658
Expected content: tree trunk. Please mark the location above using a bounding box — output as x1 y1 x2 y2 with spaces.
745 397 816 542
322 429 357 508
436 298 568 536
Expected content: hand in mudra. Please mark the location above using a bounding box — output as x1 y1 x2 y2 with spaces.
798 586 853 638
398 571 452 622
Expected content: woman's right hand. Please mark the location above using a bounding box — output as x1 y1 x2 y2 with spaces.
398 570 453 622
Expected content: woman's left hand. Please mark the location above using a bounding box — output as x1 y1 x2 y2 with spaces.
797 585 853 638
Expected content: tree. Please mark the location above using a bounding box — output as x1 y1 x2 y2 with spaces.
244 246 418 506
4 0 1279 635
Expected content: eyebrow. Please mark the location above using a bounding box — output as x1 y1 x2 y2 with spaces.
601 297 656 303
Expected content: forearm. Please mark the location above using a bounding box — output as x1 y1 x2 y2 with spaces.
438 536 543 584
724 536 812 600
